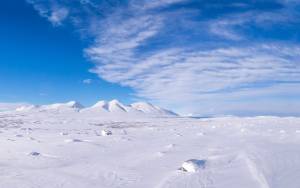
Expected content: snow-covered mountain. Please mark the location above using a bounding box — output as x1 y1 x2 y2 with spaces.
107 99 129 113
42 101 84 110
15 99 177 117
91 100 108 110
16 101 84 113
130 102 177 116
83 99 177 117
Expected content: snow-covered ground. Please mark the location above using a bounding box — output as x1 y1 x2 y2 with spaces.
0 103 28 112
0 102 300 188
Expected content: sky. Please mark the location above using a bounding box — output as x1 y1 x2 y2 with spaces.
1 0 300 116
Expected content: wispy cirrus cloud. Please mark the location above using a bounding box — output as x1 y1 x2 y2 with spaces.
27 0 300 115
27 0 69 26
88 44 300 112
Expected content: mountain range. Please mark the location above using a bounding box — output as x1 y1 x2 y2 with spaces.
15 99 177 117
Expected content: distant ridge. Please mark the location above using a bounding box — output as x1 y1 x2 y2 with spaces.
130 102 177 116
15 99 177 117
84 99 177 117
46 101 83 109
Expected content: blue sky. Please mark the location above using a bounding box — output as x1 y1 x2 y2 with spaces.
1 0 300 116
0 0 134 105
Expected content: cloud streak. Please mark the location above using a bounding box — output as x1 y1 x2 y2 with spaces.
27 0 69 26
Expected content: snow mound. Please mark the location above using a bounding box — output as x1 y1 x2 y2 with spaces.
181 159 206 172
101 130 112 136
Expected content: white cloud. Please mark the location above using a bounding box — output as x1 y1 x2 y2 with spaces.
87 41 300 114
48 7 69 26
207 9 298 40
83 79 92 84
27 0 69 26
141 0 187 9
209 19 244 40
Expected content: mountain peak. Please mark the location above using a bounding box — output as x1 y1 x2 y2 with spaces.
131 102 155 108
43 101 84 110
131 102 177 116
108 99 127 112
92 100 108 108
66 101 84 108
14 99 177 117
109 99 121 104
88 99 177 116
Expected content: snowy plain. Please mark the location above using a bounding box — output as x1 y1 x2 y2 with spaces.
0 100 300 188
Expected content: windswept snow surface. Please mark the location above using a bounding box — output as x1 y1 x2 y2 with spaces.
0 108 300 188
